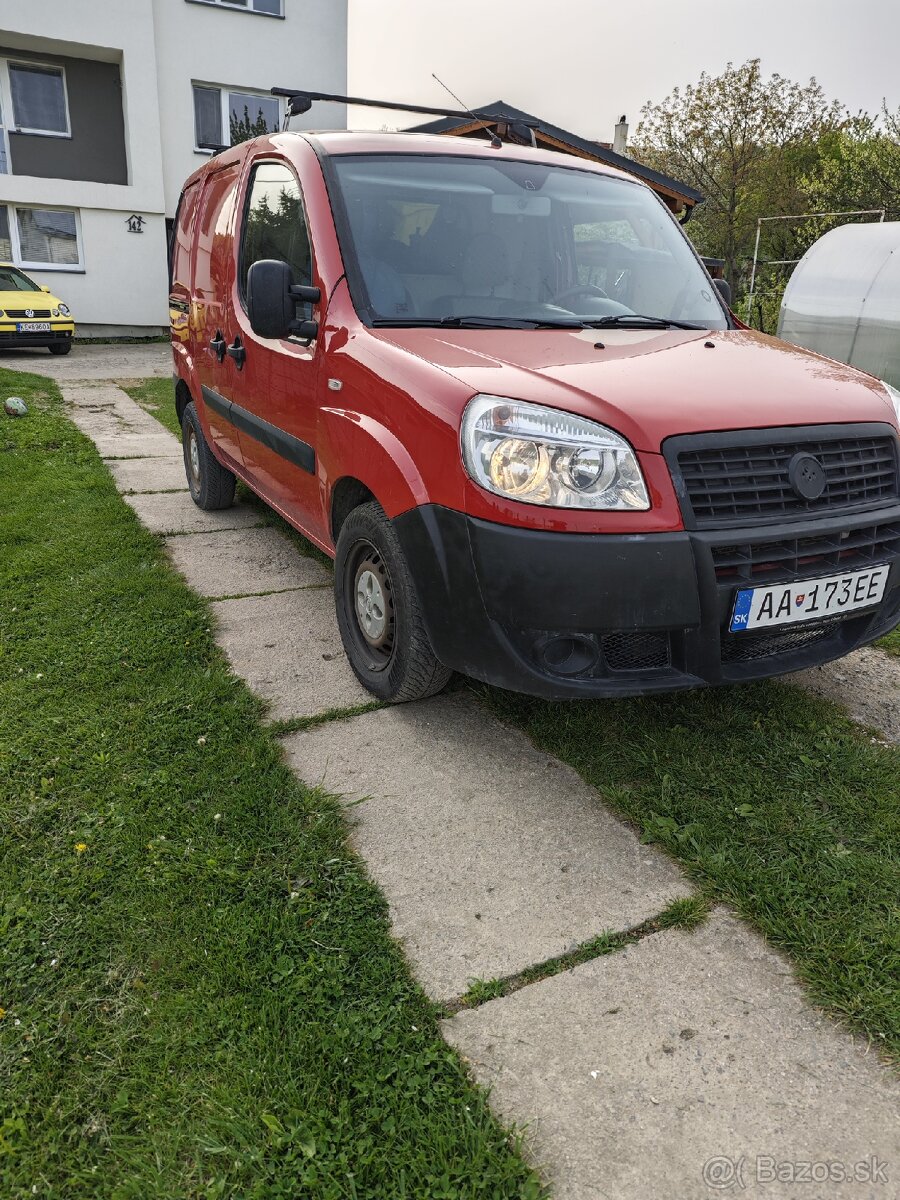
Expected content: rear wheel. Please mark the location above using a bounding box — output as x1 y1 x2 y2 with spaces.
335 502 452 703
182 400 236 510
48 342 72 355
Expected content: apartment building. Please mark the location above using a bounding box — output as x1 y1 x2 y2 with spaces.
0 0 347 335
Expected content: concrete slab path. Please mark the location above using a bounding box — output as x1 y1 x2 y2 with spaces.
444 909 899 1200
106 455 188 494
214 590 371 719
53 369 899 1200
285 695 692 1000
164 528 329 599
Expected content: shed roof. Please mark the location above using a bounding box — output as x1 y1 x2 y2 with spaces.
412 100 703 211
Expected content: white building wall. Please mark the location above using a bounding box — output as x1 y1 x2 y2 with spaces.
0 0 348 333
152 0 348 217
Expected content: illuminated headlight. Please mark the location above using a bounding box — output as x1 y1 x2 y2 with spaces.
885 382 900 429
461 395 650 510
57 303 71 317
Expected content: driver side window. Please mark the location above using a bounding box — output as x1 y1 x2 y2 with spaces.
239 161 312 307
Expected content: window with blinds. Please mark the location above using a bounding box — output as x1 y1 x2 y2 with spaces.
8 62 69 135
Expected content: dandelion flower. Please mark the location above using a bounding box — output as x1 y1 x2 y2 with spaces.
74 843 87 854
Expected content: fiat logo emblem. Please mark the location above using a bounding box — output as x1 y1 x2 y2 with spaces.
788 452 827 501
25 308 34 318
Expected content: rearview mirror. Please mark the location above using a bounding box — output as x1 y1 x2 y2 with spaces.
247 259 321 341
40 285 50 294
713 277 732 307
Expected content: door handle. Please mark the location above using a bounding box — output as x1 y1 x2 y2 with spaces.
226 335 245 369
210 330 226 363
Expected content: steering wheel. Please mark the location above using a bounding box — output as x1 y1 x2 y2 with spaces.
552 283 610 306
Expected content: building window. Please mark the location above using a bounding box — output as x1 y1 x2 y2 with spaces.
0 204 82 269
4 61 70 136
188 0 284 15
193 84 281 149
0 91 8 174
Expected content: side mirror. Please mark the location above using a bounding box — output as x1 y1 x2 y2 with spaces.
713 277 732 307
246 259 321 341
40 285 50 293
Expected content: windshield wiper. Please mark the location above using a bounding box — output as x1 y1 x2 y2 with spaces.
585 314 707 330
371 315 587 330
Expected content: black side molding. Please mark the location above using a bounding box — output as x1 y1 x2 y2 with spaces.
200 385 315 474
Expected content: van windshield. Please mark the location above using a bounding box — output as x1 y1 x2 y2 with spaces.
330 153 727 330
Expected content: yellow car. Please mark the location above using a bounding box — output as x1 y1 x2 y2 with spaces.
0 263 75 355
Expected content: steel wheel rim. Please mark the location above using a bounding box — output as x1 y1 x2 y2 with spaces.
347 541 395 669
188 430 201 488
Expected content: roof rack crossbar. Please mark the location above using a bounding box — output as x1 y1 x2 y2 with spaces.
271 87 515 126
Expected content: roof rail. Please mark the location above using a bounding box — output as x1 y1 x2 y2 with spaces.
270 87 538 147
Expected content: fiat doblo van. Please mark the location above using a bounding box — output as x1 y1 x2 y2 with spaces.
169 123 900 703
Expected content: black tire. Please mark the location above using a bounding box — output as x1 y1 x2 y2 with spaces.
335 502 452 703
182 400 236 510
48 342 72 355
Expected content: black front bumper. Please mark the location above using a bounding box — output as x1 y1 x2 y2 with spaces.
393 503 900 699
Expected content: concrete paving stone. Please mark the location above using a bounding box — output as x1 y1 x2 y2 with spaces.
94 433 186 459
122 491 263 535
284 694 693 1000
213 589 370 720
67 383 173 441
3 342 171 380
70 405 165 441
164 527 330 598
443 908 900 1200
106 456 189 494
789 646 900 745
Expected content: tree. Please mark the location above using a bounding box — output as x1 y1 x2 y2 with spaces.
230 103 274 146
632 60 847 292
801 105 900 223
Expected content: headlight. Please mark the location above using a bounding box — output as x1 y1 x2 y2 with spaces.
52 308 60 318
885 382 900 428
58 303 71 317
461 394 650 510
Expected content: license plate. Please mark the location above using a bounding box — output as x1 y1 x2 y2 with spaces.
730 565 889 632
17 321 51 332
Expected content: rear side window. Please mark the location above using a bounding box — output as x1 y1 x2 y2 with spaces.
239 161 312 301
169 181 201 289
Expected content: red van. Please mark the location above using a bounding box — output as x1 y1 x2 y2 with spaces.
169 126 900 703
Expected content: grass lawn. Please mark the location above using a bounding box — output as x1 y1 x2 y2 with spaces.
0 369 543 1199
124 376 900 1058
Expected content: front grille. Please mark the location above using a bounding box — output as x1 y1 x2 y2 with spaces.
601 631 671 671
5 308 52 318
674 431 899 526
712 520 900 584
721 619 840 663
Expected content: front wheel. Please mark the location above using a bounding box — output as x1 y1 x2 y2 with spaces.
334 502 452 703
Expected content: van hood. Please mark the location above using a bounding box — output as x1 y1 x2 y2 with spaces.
373 325 897 452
